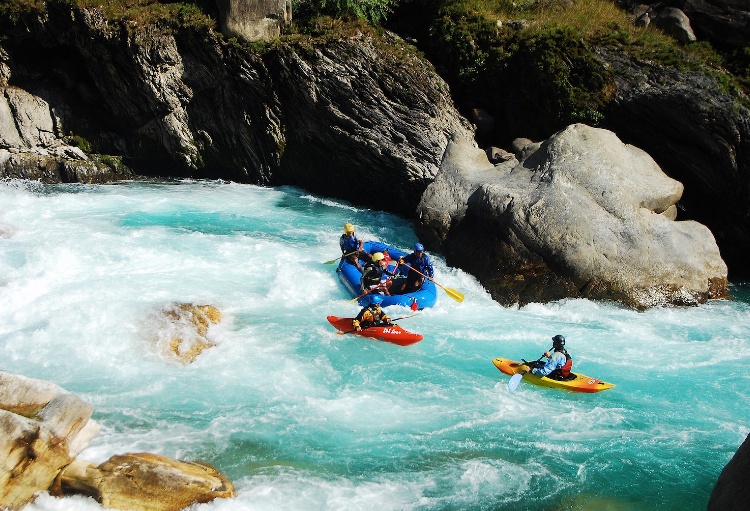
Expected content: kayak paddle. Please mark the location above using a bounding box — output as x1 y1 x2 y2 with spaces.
402 263 464 303
325 251 357 265
508 373 523 393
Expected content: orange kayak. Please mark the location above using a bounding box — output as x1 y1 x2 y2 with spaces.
492 357 615 393
327 315 424 346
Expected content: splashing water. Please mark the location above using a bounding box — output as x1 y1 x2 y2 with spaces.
1 180 748 511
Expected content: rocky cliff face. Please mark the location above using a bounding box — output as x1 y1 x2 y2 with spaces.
0 3 472 215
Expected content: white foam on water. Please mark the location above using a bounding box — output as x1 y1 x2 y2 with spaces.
1 180 748 511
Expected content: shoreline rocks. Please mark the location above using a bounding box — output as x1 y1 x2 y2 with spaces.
0 371 235 511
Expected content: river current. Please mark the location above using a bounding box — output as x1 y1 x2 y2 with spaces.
1 179 748 511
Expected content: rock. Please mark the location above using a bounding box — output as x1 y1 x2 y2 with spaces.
707 434 750 511
146 303 223 364
510 138 539 160
416 125 728 309
485 146 515 164
652 7 697 44
0 371 100 510
471 107 495 142
56 453 235 511
2 87 60 148
217 0 292 43
599 47 750 280
0 150 134 183
684 0 750 47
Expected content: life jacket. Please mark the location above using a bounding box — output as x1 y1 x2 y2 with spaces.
560 352 573 377
353 305 389 328
550 350 573 380
361 262 382 289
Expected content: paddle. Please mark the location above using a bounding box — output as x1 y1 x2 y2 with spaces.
508 356 545 393
349 285 382 302
401 263 464 303
324 251 357 265
508 373 523 393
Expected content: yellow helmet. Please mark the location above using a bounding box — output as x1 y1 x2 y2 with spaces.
371 252 385 262
344 223 355 233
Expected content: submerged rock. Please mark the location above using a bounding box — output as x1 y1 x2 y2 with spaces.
146 302 223 364
416 124 728 309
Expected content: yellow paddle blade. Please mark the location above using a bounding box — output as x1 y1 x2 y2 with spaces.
444 287 464 303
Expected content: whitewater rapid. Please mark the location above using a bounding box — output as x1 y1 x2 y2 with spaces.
1 180 747 511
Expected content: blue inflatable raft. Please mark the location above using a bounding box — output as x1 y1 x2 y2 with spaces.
336 241 438 309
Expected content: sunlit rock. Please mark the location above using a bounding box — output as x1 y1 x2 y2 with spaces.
216 0 292 43
0 371 100 510
146 303 223 364
56 453 235 511
416 124 729 309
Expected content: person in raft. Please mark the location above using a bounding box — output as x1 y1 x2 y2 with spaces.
352 294 392 331
360 252 399 295
395 243 434 293
339 223 371 270
522 335 574 380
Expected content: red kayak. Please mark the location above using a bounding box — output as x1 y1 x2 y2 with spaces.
326 315 424 346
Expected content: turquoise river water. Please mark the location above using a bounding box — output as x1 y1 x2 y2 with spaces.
0 180 748 511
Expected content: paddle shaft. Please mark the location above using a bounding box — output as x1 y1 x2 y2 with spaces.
402 262 464 302
325 250 358 265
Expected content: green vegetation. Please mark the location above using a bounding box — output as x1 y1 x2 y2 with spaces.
64 134 93 153
0 0 217 30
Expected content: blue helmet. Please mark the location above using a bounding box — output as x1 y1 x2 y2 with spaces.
370 294 384 306
414 243 424 252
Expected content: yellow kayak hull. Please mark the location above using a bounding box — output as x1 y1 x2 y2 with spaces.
492 357 615 393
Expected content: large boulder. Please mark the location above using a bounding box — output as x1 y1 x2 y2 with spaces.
0 372 100 510
707 434 750 511
216 0 292 43
55 453 236 511
415 124 728 309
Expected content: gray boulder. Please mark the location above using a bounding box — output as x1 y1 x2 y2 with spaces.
652 7 697 44
416 124 728 309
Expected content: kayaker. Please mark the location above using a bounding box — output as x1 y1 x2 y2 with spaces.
339 223 371 270
395 243 434 293
352 294 392 331
360 252 398 295
523 335 573 380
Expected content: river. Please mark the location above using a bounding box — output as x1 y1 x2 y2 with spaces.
1 179 747 511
